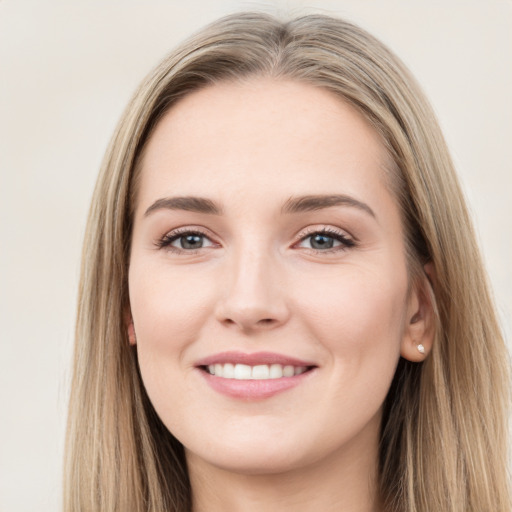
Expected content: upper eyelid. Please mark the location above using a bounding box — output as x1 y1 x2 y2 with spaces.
163 226 214 238
293 225 355 242
161 224 352 240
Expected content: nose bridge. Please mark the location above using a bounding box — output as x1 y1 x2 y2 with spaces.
216 238 289 331
232 243 272 301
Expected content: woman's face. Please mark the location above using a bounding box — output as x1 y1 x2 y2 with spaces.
128 79 425 475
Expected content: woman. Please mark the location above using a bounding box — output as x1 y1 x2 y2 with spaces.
64 12 511 511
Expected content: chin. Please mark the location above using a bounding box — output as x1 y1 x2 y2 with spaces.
189 444 308 476
182 422 342 477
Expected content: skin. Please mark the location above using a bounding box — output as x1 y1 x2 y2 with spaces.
128 78 433 512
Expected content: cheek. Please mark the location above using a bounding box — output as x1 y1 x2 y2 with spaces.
129 262 214 346
127 263 216 424
295 264 408 363
127 263 219 414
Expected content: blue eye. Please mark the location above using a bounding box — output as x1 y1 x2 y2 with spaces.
157 230 215 252
156 227 354 254
309 233 337 250
174 233 206 250
298 229 355 251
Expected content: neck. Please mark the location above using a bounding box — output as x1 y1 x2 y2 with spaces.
187 415 382 512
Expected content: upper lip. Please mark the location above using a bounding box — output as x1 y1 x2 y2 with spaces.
195 351 316 368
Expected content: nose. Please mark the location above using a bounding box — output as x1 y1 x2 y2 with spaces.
214 247 290 333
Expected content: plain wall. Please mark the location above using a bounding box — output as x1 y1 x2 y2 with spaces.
1 1 511 510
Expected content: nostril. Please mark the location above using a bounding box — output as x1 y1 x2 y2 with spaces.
255 318 277 327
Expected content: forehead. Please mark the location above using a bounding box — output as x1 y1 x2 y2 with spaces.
136 78 394 215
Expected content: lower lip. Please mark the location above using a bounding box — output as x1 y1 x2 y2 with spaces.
198 368 314 400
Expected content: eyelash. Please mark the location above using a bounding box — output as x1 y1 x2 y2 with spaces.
296 227 356 253
155 226 356 255
155 227 214 254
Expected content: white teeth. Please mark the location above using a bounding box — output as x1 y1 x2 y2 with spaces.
269 364 283 378
234 364 252 379
206 363 309 380
283 365 294 377
223 363 235 378
252 364 269 379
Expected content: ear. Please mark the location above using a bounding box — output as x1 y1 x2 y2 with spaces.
400 262 436 362
125 309 137 346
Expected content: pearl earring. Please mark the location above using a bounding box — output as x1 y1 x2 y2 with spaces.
417 343 425 354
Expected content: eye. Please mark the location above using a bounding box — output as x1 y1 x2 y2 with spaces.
296 228 355 252
156 229 216 253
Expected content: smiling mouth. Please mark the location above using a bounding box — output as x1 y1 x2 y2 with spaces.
196 353 317 399
201 363 314 380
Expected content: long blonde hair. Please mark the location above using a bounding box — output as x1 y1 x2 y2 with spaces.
64 12 511 511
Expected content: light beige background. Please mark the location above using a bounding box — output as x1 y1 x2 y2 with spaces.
1 1 511 510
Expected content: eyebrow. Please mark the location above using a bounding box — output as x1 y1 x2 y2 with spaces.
144 196 223 216
281 194 376 218
144 193 375 218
